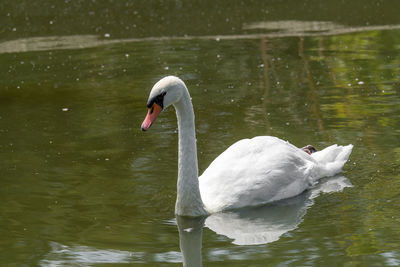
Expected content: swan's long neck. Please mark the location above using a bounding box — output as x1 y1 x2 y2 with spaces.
174 87 207 217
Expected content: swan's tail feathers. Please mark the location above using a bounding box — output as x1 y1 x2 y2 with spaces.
311 144 353 177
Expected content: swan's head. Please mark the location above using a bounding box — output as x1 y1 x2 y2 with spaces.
141 76 186 131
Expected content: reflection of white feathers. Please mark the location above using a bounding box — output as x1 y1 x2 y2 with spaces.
40 176 352 267
310 175 352 199
40 242 182 266
40 242 144 266
205 175 352 245
205 199 307 245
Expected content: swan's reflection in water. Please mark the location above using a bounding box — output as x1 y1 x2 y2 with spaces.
204 193 310 245
40 176 351 266
176 216 206 267
177 175 351 266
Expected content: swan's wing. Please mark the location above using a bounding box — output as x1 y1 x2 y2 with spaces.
199 136 317 212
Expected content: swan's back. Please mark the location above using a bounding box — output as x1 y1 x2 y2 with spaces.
199 136 352 213
199 136 316 212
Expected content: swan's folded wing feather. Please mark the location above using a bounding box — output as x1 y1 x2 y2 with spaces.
199 136 317 212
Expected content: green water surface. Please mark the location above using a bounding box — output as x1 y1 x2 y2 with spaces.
0 1 399 266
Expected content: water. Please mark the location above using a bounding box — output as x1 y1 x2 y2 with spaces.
1 1 399 266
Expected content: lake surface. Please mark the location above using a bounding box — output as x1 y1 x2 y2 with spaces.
1 1 399 266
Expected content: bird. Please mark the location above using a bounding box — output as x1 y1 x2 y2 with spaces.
141 76 353 217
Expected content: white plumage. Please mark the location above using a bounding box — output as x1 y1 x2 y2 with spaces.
200 136 353 213
141 76 353 217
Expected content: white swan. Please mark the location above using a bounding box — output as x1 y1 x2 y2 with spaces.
141 76 353 217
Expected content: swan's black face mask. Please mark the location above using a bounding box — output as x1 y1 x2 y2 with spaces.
147 92 166 109
142 92 166 131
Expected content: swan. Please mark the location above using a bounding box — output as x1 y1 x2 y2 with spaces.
141 76 353 217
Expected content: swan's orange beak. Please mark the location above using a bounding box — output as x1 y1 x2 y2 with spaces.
141 103 162 131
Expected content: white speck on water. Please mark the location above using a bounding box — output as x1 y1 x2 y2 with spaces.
347 83 352 87
215 37 220 41
62 108 69 112
12 27 16 32
286 122 290 126
76 78 79 81
20 61 24 64
358 81 364 85
259 64 264 68
125 53 129 58
104 33 110 38
164 66 169 70
105 158 110 161
49 20 54 25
